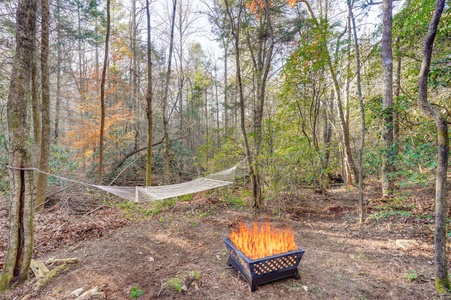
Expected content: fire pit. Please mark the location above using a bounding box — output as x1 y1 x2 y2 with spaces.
224 221 305 291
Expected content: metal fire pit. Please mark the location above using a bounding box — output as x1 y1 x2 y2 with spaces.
224 238 305 292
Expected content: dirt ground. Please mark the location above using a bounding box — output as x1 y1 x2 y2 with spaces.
1 183 451 300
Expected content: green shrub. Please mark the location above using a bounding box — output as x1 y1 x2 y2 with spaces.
129 285 143 298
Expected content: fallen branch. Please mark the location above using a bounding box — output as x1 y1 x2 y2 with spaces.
46 257 79 265
33 263 67 292
30 259 49 278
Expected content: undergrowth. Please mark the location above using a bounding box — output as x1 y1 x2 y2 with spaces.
109 197 179 220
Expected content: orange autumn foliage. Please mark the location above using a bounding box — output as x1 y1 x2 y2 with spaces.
230 221 298 260
64 100 132 155
247 0 297 13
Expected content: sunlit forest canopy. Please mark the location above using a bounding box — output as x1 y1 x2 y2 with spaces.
0 0 448 193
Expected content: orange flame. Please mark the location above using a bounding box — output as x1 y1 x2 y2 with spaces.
230 221 298 260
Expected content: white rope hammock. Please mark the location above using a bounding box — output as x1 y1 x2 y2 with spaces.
7 164 240 203
95 166 237 202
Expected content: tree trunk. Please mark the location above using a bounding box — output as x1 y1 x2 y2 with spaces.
322 90 334 171
162 0 177 183
178 0 184 132
99 0 111 184
224 44 229 129
394 36 401 153
416 0 448 292
381 0 394 197
224 0 258 206
31 61 41 155
129 0 137 148
348 1 365 223
35 0 51 213
54 0 62 144
0 0 38 291
145 0 153 186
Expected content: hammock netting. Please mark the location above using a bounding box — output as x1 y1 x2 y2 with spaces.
94 165 238 202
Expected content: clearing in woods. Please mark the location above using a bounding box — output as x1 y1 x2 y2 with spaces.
0 183 448 299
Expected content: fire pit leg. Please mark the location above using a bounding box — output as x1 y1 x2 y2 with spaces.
227 256 254 290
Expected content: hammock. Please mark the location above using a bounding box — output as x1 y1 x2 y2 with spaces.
8 163 241 203
95 166 237 202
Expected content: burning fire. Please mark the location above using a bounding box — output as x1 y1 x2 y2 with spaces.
230 220 298 260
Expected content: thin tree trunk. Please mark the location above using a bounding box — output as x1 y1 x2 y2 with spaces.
162 0 177 183
178 0 184 132
381 0 394 197
54 0 62 143
348 1 365 223
394 36 401 152
77 3 85 101
214 65 220 147
344 6 352 185
0 0 38 291
322 91 333 171
145 0 153 186
36 0 51 213
99 0 111 184
223 44 229 129
31 61 41 154
225 0 259 207
416 0 448 292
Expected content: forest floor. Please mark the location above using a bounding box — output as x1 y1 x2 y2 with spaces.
1 181 451 300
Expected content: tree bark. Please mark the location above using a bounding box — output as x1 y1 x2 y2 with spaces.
0 0 38 291
35 0 51 213
99 0 111 184
416 0 448 292
145 0 153 186
31 61 41 155
381 0 394 197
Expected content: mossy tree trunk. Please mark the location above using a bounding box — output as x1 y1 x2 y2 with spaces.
0 0 38 291
416 0 448 293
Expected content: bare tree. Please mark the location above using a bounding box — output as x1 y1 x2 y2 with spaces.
0 0 38 290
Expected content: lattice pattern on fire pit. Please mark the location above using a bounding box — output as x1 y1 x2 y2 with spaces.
224 238 305 291
253 254 300 275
